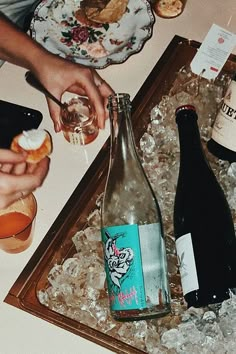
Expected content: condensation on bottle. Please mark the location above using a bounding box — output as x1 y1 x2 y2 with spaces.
101 93 171 321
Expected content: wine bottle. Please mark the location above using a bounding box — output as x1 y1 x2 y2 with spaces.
101 93 171 321
207 72 236 162
174 105 236 308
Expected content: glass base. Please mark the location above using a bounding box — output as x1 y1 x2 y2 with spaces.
111 303 171 322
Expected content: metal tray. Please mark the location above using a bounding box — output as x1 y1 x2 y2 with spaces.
4 36 236 354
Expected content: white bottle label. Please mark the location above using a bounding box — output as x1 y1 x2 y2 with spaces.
212 80 236 151
176 233 199 296
139 223 170 306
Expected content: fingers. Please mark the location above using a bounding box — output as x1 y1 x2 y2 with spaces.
85 84 107 129
90 72 114 128
97 78 114 123
42 63 114 132
0 157 50 209
0 161 27 175
46 96 62 133
0 149 27 163
0 193 27 210
0 163 13 174
28 157 50 182
75 73 113 130
0 159 49 193
12 161 27 175
46 85 88 132
0 173 28 209
0 150 27 174
47 80 111 131
93 72 114 98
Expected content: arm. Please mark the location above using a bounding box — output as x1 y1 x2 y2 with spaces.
0 13 114 131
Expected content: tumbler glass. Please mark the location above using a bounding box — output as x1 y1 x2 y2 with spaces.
0 193 37 254
60 96 99 145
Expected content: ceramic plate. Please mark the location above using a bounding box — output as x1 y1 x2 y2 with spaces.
30 0 155 69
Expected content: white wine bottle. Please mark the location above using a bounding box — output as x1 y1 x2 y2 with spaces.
207 72 236 162
101 93 171 321
174 105 236 308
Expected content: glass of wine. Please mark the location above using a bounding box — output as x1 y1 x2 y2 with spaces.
60 96 99 145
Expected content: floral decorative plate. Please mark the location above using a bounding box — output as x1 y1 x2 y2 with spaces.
30 0 155 69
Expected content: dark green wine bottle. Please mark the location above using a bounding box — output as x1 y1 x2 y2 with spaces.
174 105 236 308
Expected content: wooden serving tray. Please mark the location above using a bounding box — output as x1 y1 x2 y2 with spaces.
5 36 236 354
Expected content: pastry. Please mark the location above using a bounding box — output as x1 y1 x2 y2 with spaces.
74 8 102 27
154 0 183 18
81 0 128 24
11 129 52 163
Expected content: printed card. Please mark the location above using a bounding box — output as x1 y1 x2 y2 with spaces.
190 24 236 80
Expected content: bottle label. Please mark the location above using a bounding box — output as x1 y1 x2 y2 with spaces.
139 223 170 307
212 80 236 151
101 223 168 311
176 233 199 295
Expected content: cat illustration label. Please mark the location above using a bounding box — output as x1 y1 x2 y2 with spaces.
101 224 146 311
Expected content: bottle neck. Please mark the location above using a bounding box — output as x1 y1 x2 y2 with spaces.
108 94 137 162
177 112 207 166
103 94 160 226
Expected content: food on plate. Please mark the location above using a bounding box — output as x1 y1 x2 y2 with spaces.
80 0 129 24
31 0 154 68
153 0 183 18
11 129 52 163
74 8 102 27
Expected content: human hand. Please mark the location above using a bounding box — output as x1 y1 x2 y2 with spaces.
0 15 113 132
34 54 114 132
0 149 50 209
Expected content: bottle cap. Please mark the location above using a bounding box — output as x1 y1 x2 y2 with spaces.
175 105 196 115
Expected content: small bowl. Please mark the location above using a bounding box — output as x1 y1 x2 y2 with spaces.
0 193 37 254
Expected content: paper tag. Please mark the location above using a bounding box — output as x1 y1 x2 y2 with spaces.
190 24 236 80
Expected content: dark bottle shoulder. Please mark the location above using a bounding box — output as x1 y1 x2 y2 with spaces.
174 182 230 214
175 167 225 197
174 169 232 227
207 139 236 163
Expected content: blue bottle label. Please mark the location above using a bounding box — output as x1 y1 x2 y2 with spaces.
101 224 146 311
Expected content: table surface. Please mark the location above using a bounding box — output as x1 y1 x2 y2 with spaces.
0 1 236 353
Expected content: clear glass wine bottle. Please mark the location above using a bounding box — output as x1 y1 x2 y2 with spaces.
101 93 171 321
